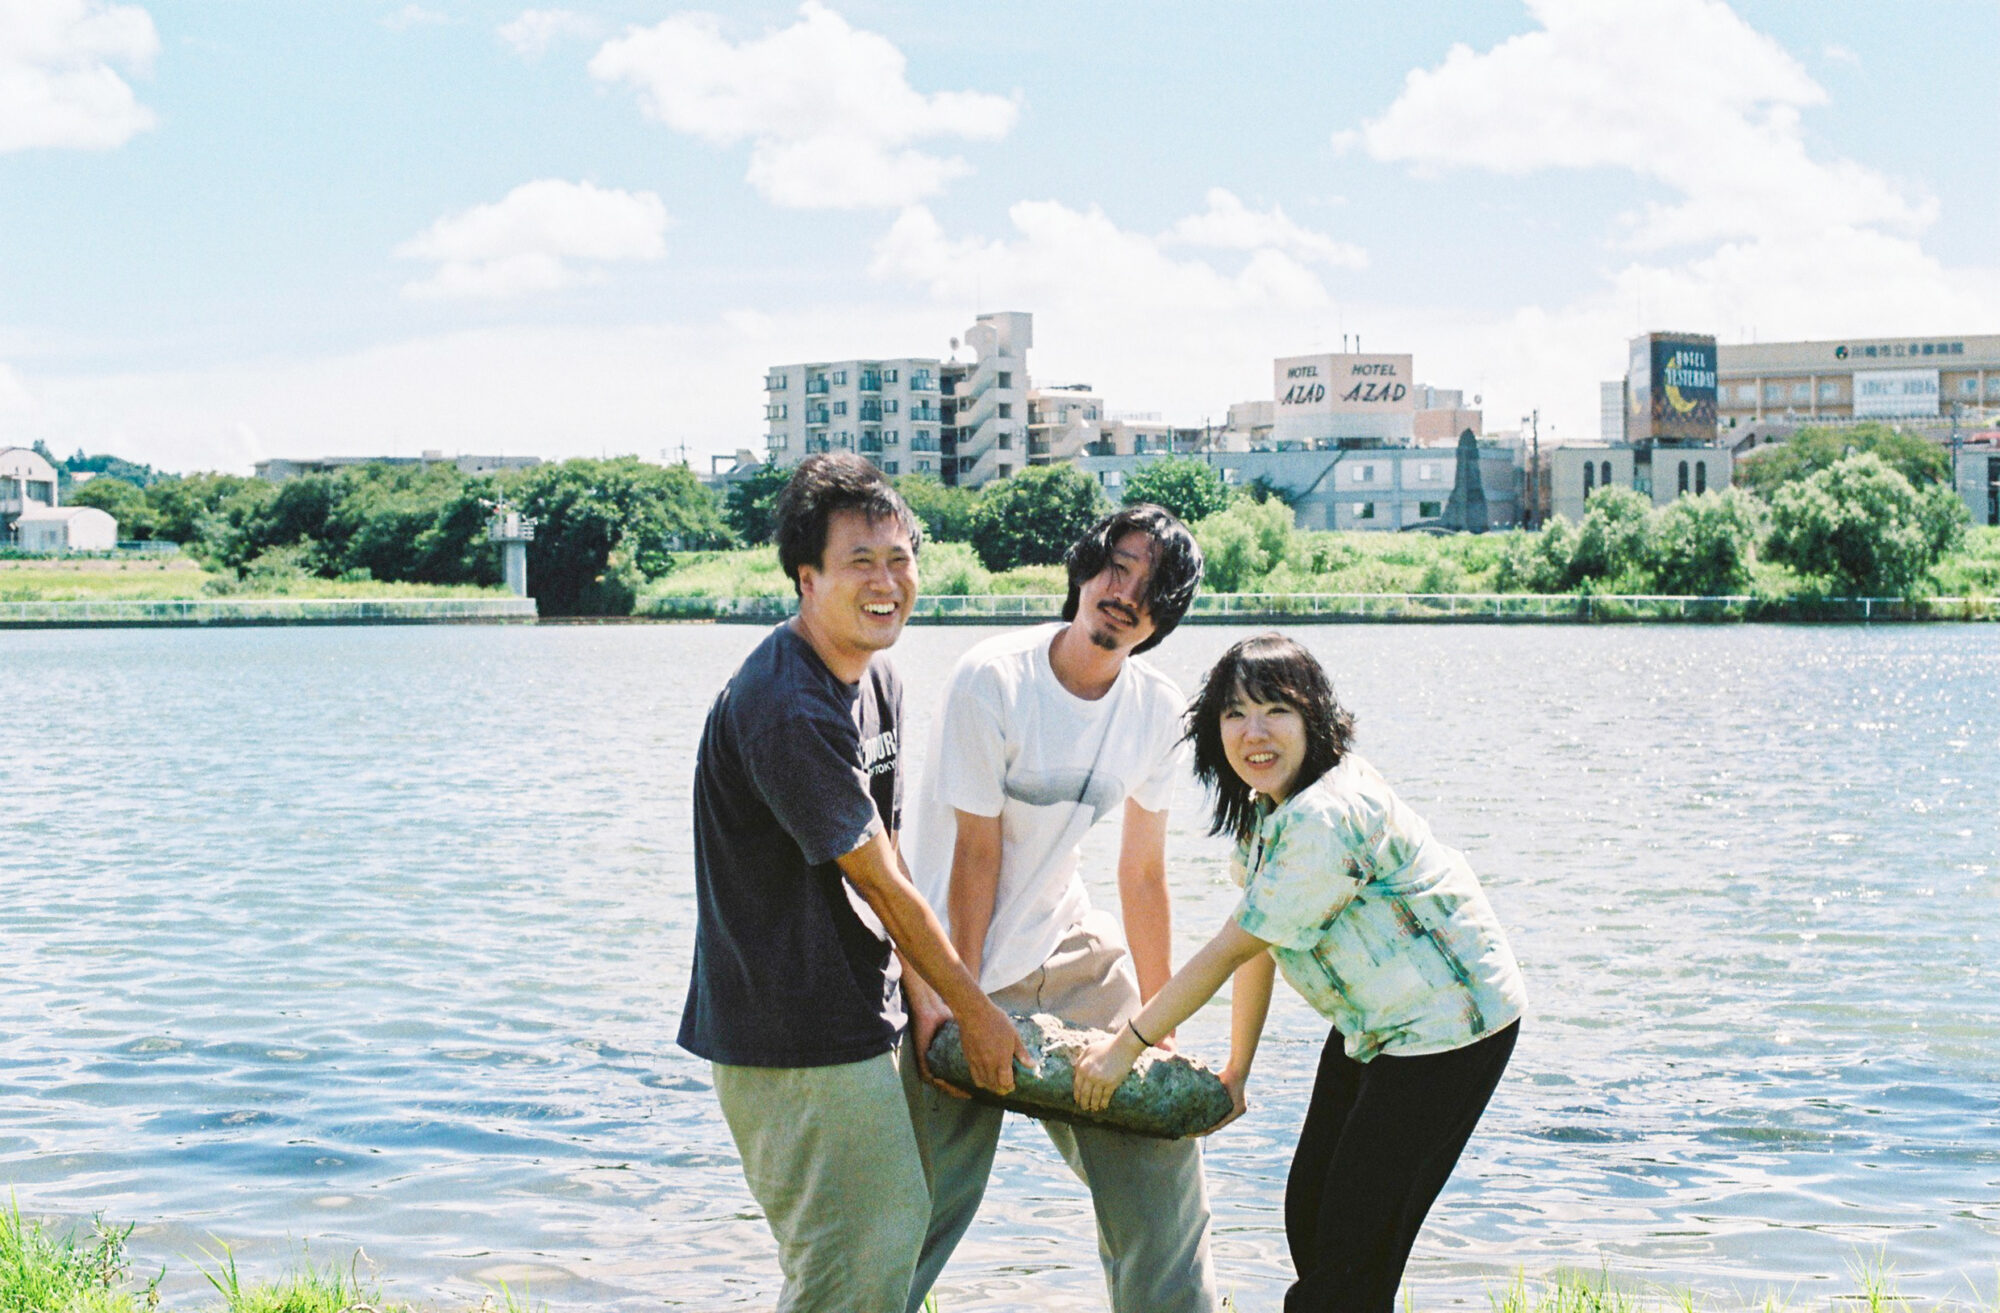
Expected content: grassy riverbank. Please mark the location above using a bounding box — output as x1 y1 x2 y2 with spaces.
5 1203 1991 1313
0 555 510 603
0 1202 537 1313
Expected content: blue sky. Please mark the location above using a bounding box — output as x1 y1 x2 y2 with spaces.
3 0 1996 474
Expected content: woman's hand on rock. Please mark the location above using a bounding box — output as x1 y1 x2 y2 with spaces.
1072 1028 1142 1113
1195 1065 1250 1136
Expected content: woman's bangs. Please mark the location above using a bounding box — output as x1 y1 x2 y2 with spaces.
1230 647 1317 714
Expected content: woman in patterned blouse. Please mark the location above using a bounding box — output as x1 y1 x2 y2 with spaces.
1075 632 1526 1313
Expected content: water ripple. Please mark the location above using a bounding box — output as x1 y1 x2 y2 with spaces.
3 623 1997 1308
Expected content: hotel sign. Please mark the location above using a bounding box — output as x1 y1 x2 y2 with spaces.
1628 332 1718 443
1853 368 1940 418
1274 353 1414 416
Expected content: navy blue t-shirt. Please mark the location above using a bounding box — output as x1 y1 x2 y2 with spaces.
678 622 907 1067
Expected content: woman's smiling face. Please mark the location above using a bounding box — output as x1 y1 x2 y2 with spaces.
1219 682 1308 804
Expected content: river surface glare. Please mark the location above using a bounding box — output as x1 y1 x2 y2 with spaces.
3 623 1997 1310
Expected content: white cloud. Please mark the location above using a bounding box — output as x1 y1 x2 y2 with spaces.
1355 0 1930 249
0 361 35 417
869 199 1364 424
381 5 448 32
589 1 1017 209
396 179 669 300
498 8 600 58
0 0 157 152
1163 188 1366 268
875 201 1337 319
11 309 957 475
1821 43 1860 68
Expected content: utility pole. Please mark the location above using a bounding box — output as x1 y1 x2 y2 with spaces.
1951 402 1964 504
1523 410 1541 529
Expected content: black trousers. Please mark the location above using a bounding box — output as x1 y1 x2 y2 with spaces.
1283 1020 1519 1313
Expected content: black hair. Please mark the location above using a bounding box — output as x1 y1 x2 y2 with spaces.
1060 503 1203 655
773 453 922 595
1186 632 1357 842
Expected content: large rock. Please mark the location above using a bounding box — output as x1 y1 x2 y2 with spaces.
924 1012 1234 1140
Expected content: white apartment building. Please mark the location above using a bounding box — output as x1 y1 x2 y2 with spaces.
2 445 61 543
940 311 1033 488
761 311 1033 486
1027 384 1103 467
762 356 945 478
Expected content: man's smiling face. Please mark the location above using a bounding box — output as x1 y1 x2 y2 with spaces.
796 507 918 666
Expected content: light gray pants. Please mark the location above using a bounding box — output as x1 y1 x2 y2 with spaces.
713 1050 930 1313
902 915 1217 1313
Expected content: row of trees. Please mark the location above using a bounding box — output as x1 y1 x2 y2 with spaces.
58 418 1973 611
725 456 1243 575
1506 452 1965 597
68 459 728 614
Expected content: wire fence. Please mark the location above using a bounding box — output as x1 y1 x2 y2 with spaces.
0 597 538 627
639 592 1996 624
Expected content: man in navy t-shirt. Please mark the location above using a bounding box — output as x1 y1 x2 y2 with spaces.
680 453 1026 1311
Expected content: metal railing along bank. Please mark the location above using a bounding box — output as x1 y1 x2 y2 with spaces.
640 593 1995 623
0 597 538 627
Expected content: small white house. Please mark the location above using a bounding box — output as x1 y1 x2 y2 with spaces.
13 505 118 553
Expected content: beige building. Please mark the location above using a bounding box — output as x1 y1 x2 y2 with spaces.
1026 384 1103 467
1717 334 2000 428
1412 385 1483 446
1537 444 1733 525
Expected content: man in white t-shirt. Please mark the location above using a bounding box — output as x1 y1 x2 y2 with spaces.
902 504 1215 1313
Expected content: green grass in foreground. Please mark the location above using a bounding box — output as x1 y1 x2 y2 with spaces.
0 1203 543 1313
7 1202 1995 1313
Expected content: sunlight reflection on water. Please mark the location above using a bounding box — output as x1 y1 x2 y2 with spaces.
3 622 1997 1309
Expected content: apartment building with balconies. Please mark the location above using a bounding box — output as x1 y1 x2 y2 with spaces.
1026 384 1102 467
763 357 945 478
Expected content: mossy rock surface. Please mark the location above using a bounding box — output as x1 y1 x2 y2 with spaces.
925 1011 1233 1140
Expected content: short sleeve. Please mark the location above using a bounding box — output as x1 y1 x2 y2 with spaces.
1233 809 1364 951
932 662 1009 819
1129 721 1184 814
741 704 883 867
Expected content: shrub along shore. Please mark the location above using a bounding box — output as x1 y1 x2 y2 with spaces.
3 1202 1991 1313
22 426 1997 618
640 524 2000 624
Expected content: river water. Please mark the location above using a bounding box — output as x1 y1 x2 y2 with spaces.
2 622 1996 1310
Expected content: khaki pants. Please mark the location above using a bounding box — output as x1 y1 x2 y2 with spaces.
902 912 1217 1313
713 1050 929 1313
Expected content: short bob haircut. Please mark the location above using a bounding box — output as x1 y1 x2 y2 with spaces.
1186 633 1357 843
1060 503 1203 655
773 453 922 596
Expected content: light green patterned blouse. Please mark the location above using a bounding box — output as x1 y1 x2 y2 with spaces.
1232 754 1526 1063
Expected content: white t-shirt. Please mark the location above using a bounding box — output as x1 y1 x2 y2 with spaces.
909 624 1187 992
